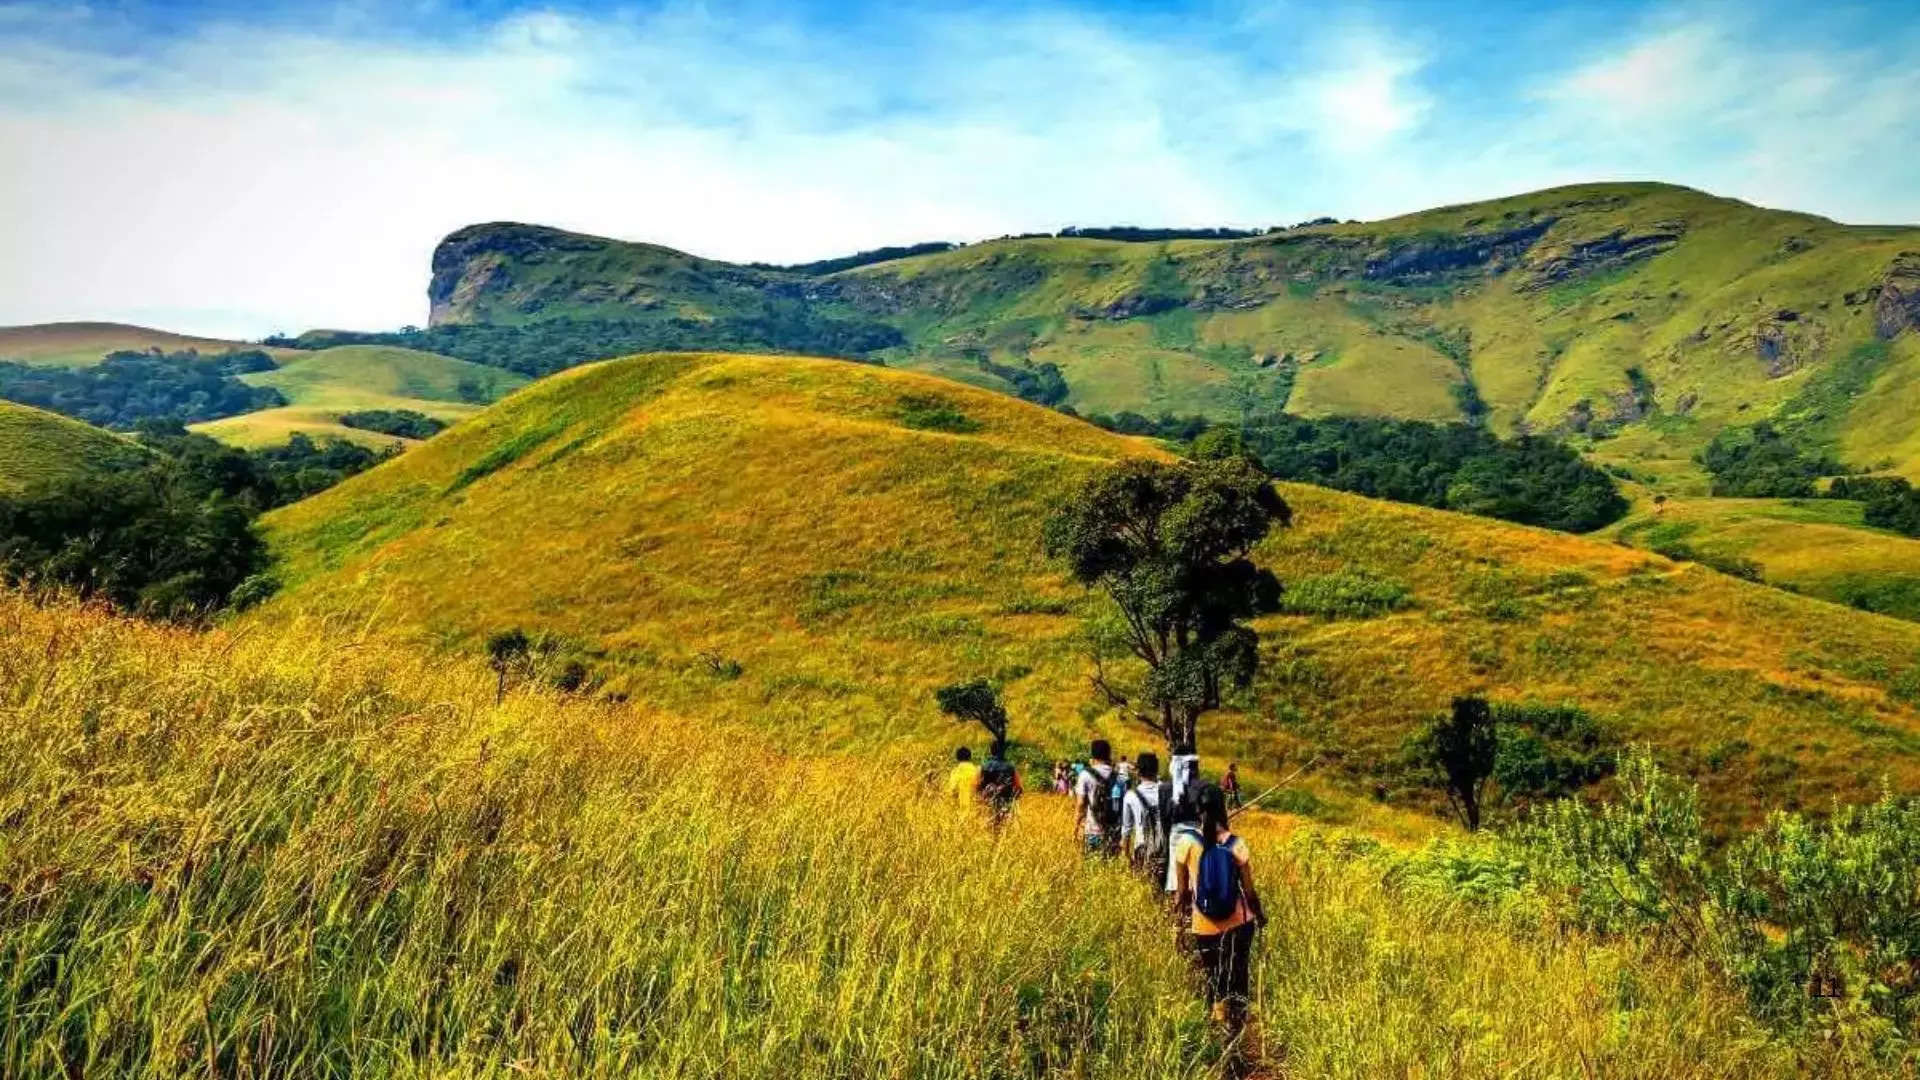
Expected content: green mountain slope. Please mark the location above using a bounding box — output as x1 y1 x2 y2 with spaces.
0 400 146 492
429 184 1920 485
256 351 1920 823
192 345 529 448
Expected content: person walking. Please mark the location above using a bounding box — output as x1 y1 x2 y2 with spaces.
1172 782 1265 1041
1051 761 1070 795
1222 762 1242 809
1121 751 1166 877
946 747 982 806
1072 739 1120 855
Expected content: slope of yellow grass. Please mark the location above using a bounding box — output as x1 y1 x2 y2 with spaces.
0 589 1859 1077
257 352 1920 821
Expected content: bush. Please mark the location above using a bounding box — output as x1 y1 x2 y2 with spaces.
1517 750 1920 1040
339 409 447 439
897 394 983 434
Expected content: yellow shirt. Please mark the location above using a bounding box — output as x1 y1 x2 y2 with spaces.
1174 833 1252 935
946 761 982 804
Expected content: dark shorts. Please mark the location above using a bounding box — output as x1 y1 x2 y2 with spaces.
1193 922 1255 1005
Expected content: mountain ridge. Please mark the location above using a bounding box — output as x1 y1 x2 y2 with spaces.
426 183 1920 494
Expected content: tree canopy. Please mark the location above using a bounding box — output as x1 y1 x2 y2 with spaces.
1044 456 1288 750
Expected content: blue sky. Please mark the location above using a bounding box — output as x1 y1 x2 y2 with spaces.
3 0 1918 337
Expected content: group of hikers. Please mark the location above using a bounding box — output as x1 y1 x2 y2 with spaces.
947 738 1265 1040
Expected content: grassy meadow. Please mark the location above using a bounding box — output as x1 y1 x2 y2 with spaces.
249 352 1920 825
192 346 528 449
0 400 147 492
1 588 1889 1079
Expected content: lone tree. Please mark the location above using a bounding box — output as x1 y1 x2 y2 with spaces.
486 628 531 705
1412 696 1499 830
1043 456 1289 752
936 678 1011 757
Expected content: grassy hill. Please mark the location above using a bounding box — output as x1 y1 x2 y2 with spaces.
430 184 1920 475
192 345 529 448
4 587 1860 1077
0 321 297 369
257 351 1920 822
0 400 145 492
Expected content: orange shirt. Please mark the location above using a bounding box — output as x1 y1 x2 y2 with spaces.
1174 833 1252 935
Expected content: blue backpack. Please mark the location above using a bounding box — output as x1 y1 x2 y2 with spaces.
1195 837 1242 921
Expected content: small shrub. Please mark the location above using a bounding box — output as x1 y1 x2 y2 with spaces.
897 394 982 434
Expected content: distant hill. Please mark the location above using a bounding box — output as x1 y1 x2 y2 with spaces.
256 351 1920 822
192 345 528 448
0 400 145 493
0 321 298 369
428 183 1920 492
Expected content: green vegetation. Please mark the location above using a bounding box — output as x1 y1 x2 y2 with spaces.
1044 456 1288 750
1699 422 1846 497
1280 570 1412 617
0 423 392 620
339 408 446 439
1237 414 1627 532
0 348 283 429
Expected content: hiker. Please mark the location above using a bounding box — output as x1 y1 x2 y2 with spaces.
978 742 1022 823
1051 761 1070 795
946 746 981 806
1173 782 1266 1037
1222 762 1242 809
1072 739 1120 855
1163 790 1203 902
1109 755 1134 825
1168 743 1200 807
1121 751 1166 877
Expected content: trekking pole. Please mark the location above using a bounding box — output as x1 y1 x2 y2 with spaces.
1227 758 1318 820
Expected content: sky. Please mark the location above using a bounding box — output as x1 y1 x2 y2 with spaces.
3 0 1918 339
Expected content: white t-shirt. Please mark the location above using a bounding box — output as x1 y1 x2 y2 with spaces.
1075 763 1114 837
1169 753 1200 806
1122 779 1163 852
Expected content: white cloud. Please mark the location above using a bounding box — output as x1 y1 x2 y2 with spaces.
0 3 1913 338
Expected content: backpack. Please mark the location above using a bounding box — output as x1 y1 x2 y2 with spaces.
1195 836 1242 921
979 758 1018 807
1088 767 1122 835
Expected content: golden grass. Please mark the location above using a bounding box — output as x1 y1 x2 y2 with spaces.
0 588 1875 1078
251 352 1920 825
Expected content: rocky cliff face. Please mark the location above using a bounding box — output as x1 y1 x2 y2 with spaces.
1877 253 1920 340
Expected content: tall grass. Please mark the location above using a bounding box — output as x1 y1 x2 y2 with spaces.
0 591 1890 1077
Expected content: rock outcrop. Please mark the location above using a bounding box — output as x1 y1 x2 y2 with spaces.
1876 253 1920 339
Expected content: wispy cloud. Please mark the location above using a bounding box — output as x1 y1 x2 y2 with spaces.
0 1 1914 337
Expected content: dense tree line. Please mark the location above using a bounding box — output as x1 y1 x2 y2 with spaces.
1698 423 1847 498
1058 226 1271 242
0 349 284 429
1079 411 1626 533
978 356 1069 406
750 242 958 276
1829 475 1920 537
0 423 395 620
340 409 446 439
1236 415 1627 532
271 312 906 378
